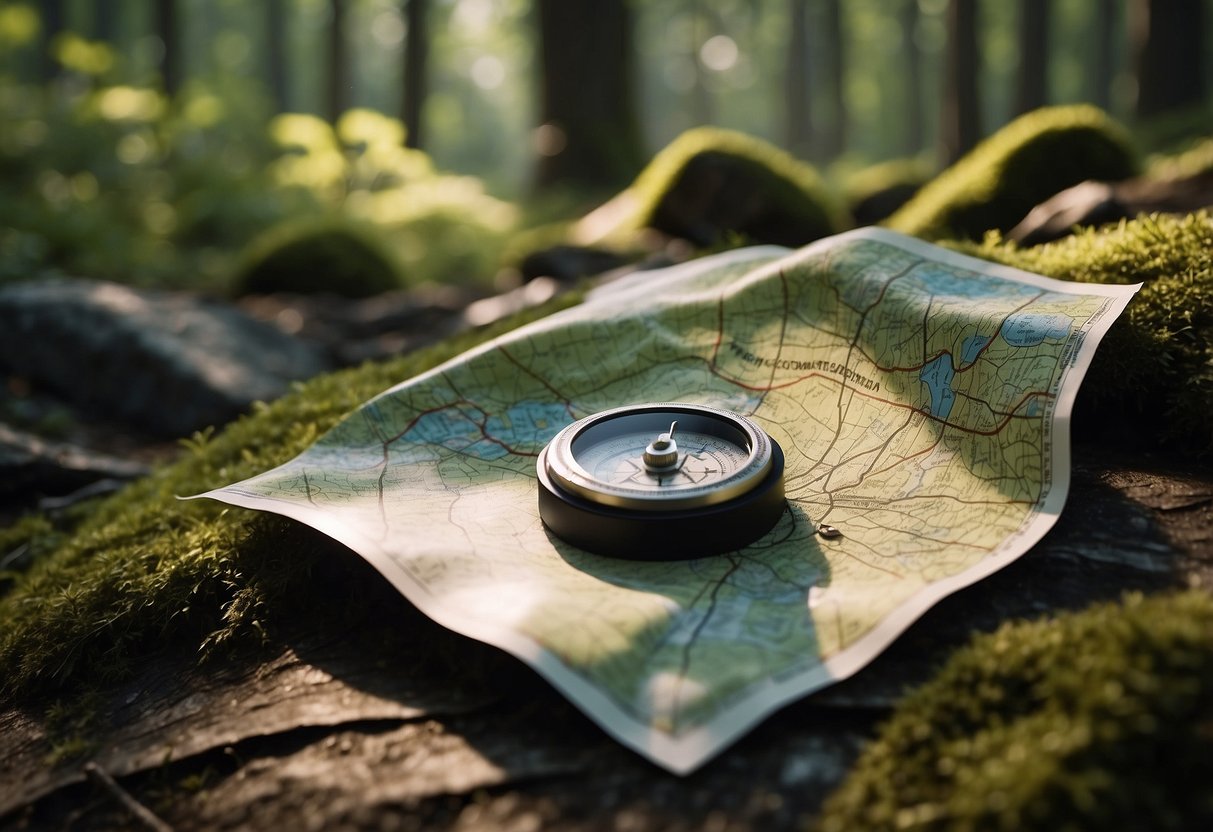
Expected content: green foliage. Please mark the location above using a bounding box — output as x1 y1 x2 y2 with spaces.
818 590 1213 832
267 109 518 288
0 76 301 290
962 212 1213 455
0 76 515 292
232 217 403 298
0 294 580 701
888 106 1140 241
612 126 851 247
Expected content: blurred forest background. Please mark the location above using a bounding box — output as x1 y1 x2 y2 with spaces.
0 0 1210 294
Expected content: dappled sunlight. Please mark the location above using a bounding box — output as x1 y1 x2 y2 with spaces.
269 112 341 156
0 4 38 48
336 107 407 150
51 33 114 76
92 86 165 123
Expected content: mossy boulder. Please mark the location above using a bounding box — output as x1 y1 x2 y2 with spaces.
888 105 1140 241
844 157 935 226
232 218 403 298
577 127 850 250
962 212 1213 455
818 590 1213 832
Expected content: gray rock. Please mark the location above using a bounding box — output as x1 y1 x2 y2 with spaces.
0 278 334 438
0 423 147 501
519 244 630 282
1008 169 1213 245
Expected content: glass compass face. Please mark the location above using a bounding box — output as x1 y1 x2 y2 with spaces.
536 403 786 560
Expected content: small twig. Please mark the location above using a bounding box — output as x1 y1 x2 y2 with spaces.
83 762 174 832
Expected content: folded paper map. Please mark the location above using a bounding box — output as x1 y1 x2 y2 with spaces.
197 228 1138 773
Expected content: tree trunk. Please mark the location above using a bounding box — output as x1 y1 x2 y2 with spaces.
93 0 118 43
327 0 350 123
266 0 289 113
1014 0 1049 115
154 0 181 97
900 0 924 154
689 1 713 126
940 0 980 165
533 0 645 193
784 0 814 159
402 0 428 149
820 0 845 160
1132 0 1207 119
1090 0 1118 111
39 0 66 82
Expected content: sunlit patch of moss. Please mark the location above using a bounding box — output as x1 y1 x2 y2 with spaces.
0 294 581 701
959 212 1213 454
888 105 1140 241
818 590 1213 832
1147 135 1213 181
586 126 850 249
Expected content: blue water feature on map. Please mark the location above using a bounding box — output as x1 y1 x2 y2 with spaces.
960 334 991 365
1001 313 1073 347
908 263 1040 301
485 401 575 445
920 354 956 420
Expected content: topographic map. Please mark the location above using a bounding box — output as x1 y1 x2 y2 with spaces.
199 228 1138 773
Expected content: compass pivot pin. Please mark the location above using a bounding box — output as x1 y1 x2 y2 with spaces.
643 420 681 472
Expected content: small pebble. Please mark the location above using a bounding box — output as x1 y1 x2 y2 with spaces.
817 524 842 539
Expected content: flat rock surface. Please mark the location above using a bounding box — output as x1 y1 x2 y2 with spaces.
1 441 1209 830
0 278 334 438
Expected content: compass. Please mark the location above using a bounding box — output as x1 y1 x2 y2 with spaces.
536 403 786 559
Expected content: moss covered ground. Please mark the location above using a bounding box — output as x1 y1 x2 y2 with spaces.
817 590 1213 831
0 295 579 699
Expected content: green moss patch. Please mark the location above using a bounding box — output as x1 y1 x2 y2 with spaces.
888 105 1140 241
818 590 1213 832
1147 135 1213 181
0 295 580 700
960 212 1213 455
232 217 403 298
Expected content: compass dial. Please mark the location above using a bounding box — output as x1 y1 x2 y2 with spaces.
580 430 748 490
536 403 786 559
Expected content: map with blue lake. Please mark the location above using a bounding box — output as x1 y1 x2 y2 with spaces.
199 229 1138 774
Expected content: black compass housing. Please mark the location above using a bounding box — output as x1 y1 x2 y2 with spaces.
537 440 786 560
